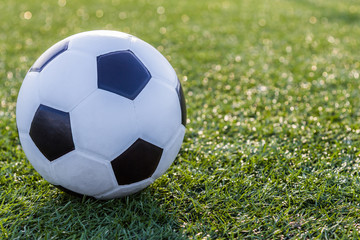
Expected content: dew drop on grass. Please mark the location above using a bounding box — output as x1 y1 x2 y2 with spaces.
23 11 32 20
58 0 66 7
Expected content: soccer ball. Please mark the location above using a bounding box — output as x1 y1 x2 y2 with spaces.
16 30 186 199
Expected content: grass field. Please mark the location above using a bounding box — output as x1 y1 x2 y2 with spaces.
1 0 360 239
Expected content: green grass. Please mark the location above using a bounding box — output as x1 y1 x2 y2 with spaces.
1 0 360 238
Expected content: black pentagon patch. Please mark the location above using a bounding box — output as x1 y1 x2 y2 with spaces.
176 80 187 126
111 138 163 185
97 50 151 100
30 40 69 72
30 104 75 161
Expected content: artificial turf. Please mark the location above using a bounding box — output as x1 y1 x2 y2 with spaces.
1 0 360 239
